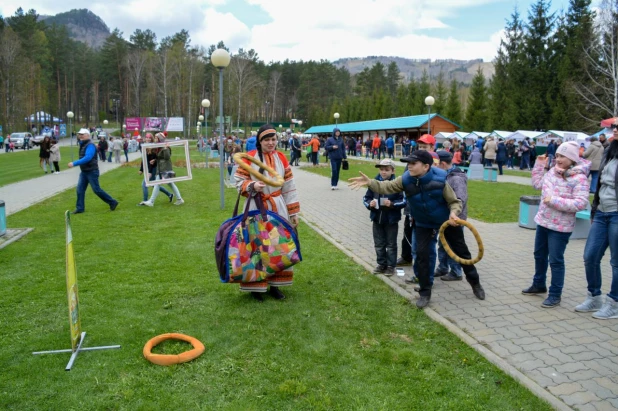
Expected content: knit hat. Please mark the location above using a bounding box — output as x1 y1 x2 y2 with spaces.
555 141 580 164
418 134 436 145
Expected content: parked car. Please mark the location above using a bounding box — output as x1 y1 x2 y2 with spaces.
8 132 34 149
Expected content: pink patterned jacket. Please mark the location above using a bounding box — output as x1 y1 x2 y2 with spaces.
532 158 591 233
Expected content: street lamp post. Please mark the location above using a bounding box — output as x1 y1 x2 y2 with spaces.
122 124 126 139
211 48 231 210
334 112 340 126
425 96 435 135
67 111 74 161
298 120 303 133
265 101 270 124
198 115 204 144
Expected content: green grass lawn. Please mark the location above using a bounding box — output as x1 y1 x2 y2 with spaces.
0 166 550 410
503 169 532 178
0 145 213 187
302 159 540 223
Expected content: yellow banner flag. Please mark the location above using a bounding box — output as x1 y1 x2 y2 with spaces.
65 211 81 351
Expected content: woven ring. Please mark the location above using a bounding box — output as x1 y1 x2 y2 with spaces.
233 153 284 187
143 333 205 366
438 220 484 265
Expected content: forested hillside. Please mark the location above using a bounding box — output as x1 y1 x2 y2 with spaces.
0 0 615 136
40 9 110 49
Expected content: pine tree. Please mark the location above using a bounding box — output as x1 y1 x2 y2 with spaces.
386 61 400 98
432 71 448 115
445 79 462 126
464 67 488 131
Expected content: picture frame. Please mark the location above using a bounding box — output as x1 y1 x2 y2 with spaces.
141 140 192 187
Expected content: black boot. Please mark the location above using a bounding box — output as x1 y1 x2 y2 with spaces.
251 292 264 302
268 286 286 300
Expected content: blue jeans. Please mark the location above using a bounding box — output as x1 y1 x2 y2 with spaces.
107 151 112 162
437 241 462 277
533 225 572 298
412 227 437 287
124 149 129 163
76 169 116 212
520 153 530 169
373 222 398 268
589 170 599 193
507 157 513 168
330 159 342 187
583 211 618 301
142 171 172 201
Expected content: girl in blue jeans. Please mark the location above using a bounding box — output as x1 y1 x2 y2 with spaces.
576 134 618 319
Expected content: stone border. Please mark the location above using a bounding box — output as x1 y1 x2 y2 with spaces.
0 228 35 250
301 214 571 411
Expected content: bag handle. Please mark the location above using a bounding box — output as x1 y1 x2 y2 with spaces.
240 191 269 227
232 190 242 217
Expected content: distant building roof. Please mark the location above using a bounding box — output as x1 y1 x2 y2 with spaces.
304 114 461 134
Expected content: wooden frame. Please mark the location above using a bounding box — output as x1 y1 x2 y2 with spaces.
141 140 192 187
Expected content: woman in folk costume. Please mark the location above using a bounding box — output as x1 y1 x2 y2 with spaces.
234 124 300 301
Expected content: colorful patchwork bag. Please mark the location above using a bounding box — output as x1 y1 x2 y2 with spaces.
215 194 302 283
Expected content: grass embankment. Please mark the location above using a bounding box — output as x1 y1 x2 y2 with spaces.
302 159 539 223
0 166 550 409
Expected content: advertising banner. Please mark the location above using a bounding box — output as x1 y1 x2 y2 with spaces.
60 124 67 137
124 117 184 132
65 211 82 351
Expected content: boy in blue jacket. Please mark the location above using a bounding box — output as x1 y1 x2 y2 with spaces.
349 150 485 309
363 159 407 276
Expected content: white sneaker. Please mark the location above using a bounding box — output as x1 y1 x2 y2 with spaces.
331 186 335 190
574 292 603 312
592 297 618 319
174 199 185 205
140 201 154 207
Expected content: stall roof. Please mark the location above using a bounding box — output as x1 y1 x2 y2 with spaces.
466 131 489 140
489 130 514 139
304 114 461 134
536 130 590 141
505 130 544 141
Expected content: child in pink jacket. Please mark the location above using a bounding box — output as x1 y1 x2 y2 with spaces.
522 141 590 308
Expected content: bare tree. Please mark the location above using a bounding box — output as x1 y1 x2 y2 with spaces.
575 0 618 123
229 49 262 129
269 70 282 123
0 28 22 131
126 49 149 116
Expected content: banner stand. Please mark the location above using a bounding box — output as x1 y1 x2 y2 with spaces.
33 332 121 371
32 211 120 371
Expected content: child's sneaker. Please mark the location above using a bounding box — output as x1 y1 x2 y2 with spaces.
373 265 386 274
592 297 618 319
574 292 603 312
541 295 561 308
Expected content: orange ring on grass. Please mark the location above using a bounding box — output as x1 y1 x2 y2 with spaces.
143 333 205 366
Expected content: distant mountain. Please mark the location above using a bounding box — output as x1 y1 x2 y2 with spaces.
40 9 110 49
333 56 494 85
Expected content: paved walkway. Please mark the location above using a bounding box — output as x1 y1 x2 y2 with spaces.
294 166 617 411
1 152 142 216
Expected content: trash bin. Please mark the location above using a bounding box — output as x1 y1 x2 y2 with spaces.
0 200 6 237
519 195 541 229
483 166 498 182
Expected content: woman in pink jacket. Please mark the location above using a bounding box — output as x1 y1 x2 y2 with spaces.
522 141 590 308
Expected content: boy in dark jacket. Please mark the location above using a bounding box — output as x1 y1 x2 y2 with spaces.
349 150 486 309
363 159 407 276
436 151 466 281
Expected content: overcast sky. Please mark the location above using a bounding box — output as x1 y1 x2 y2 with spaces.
1 0 589 63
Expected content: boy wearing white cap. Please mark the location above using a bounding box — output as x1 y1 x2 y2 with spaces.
68 128 118 214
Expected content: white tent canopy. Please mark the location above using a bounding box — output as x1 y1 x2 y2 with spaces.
505 130 544 141
488 130 513 139
434 132 453 143
24 111 63 123
466 131 489 141
536 130 590 147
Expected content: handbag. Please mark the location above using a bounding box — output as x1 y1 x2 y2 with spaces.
162 171 176 179
214 193 302 283
342 159 349 170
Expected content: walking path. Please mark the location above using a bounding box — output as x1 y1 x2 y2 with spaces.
294 166 617 411
3 155 616 410
1 152 142 216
